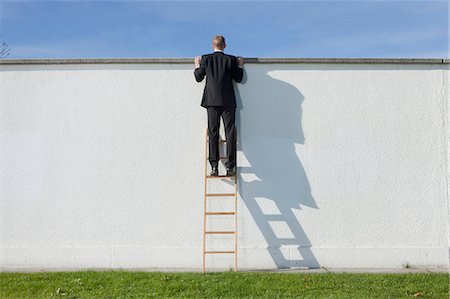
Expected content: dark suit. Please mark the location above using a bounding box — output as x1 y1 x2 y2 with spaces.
194 51 244 169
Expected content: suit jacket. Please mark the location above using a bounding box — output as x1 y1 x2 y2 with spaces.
194 51 244 108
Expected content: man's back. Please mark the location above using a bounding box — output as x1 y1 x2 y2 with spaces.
194 51 243 108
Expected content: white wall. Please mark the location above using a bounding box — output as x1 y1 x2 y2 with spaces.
1 61 449 270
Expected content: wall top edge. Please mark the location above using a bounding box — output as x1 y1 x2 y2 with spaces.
0 57 448 65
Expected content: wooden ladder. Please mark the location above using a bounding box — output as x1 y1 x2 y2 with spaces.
202 127 238 273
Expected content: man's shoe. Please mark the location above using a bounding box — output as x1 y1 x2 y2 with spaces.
210 165 219 176
226 167 236 176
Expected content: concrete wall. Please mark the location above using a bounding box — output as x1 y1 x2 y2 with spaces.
1 58 449 270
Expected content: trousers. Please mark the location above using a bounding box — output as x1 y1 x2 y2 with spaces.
207 106 236 169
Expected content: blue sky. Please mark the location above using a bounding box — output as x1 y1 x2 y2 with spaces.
0 0 448 59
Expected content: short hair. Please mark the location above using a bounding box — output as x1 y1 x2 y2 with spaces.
212 35 226 49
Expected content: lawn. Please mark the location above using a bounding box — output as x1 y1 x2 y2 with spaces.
0 270 448 298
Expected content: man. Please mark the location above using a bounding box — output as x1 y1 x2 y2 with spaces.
194 35 244 177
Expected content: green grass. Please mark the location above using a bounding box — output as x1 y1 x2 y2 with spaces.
0 271 448 298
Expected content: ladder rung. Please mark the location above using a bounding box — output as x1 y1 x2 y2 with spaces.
205 211 235 215
206 157 227 160
205 250 236 254
206 175 236 179
205 231 235 234
205 193 235 197
206 139 227 143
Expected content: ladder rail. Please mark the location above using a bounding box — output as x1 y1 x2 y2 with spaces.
202 128 208 273
234 156 238 271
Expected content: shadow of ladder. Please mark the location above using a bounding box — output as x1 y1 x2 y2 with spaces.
238 165 317 269
202 128 238 273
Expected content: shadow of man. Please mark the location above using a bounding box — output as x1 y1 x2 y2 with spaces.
233 67 320 269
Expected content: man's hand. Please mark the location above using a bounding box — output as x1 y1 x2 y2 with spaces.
195 56 201 68
237 56 244 67
194 56 206 82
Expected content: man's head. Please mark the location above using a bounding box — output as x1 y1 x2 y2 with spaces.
212 35 226 51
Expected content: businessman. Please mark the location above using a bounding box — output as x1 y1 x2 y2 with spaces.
194 35 244 177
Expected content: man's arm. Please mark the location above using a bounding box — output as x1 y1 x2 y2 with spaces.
232 56 244 83
194 55 206 82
